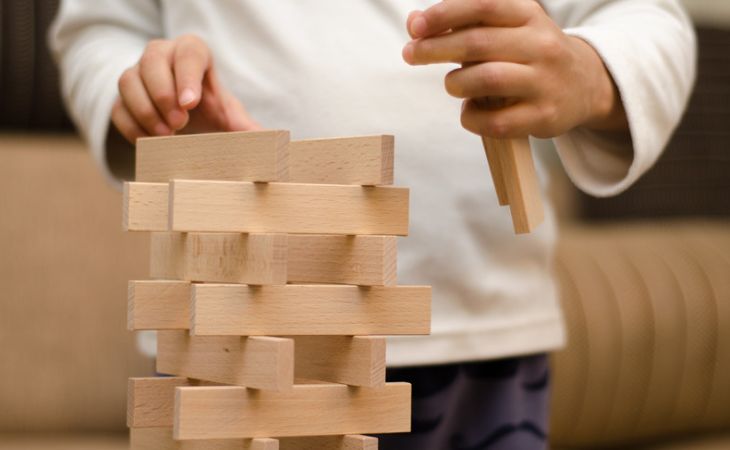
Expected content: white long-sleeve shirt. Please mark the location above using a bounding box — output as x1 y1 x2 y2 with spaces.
50 0 695 366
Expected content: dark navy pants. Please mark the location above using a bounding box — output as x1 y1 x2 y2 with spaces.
378 354 550 450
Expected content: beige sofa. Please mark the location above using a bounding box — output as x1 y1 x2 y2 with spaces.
1 133 729 449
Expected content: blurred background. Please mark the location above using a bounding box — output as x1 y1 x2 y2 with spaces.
1 1 729 449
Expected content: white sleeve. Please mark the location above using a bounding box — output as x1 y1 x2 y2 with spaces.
49 0 162 186
542 0 697 197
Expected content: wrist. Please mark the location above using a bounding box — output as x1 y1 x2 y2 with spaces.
568 36 628 132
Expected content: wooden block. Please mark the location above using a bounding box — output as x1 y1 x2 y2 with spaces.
157 331 294 391
173 383 411 439
123 182 169 231
289 135 393 185
481 136 509 206
294 336 385 388
280 435 377 450
487 137 544 234
288 234 396 286
136 130 290 183
128 377 191 427
150 233 395 286
130 429 375 450
156 332 384 388
150 232 288 285
168 180 409 236
128 280 190 330
130 427 278 450
190 284 431 336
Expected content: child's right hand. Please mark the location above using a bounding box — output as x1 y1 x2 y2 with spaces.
112 34 260 143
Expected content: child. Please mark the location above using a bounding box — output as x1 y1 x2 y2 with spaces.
51 1 695 448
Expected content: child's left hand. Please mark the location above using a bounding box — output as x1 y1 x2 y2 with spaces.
403 0 628 139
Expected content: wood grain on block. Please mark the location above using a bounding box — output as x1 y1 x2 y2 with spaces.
150 232 288 285
289 135 393 185
123 182 169 231
173 383 411 439
294 336 385 388
130 429 375 450
128 280 190 330
169 180 409 236
130 427 279 450
136 130 290 183
288 234 396 286
493 137 545 234
191 284 431 336
128 377 191 427
151 233 395 286
157 331 294 391
481 137 510 206
280 435 377 450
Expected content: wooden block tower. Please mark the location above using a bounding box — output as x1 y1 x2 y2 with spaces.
123 130 432 449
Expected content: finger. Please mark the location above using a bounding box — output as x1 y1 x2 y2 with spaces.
406 10 421 39
445 62 537 99
223 93 263 131
118 66 172 136
195 71 230 131
173 34 212 109
410 0 535 38
139 40 189 130
461 98 537 138
111 98 148 143
404 27 532 65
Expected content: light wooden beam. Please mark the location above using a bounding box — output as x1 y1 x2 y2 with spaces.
130 428 377 450
482 137 544 234
150 232 396 286
129 282 430 335
136 130 290 183
149 232 288 285
287 234 396 286
130 427 279 450
123 182 169 231
288 135 393 185
173 383 411 439
190 284 431 336
125 181 408 235
128 377 191 428
157 332 294 391
293 336 385 388
128 280 190 330
156 332 385 388
281 435 378 450
168 180 409 235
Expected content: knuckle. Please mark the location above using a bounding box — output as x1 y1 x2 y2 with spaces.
540 103 559 127
136 106 158 124
151 91 175 108
538 34 564 61
463 30 487 60
475 0 497 16
118 67 137 90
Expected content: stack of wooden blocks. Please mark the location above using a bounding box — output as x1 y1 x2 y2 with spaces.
122 130 432 449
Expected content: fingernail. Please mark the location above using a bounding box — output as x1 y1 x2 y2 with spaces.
410 16 427 37
402 42 415 64
179 88 196 107
154 123 171 136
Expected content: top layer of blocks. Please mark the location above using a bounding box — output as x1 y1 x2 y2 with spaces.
123 131 409 235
